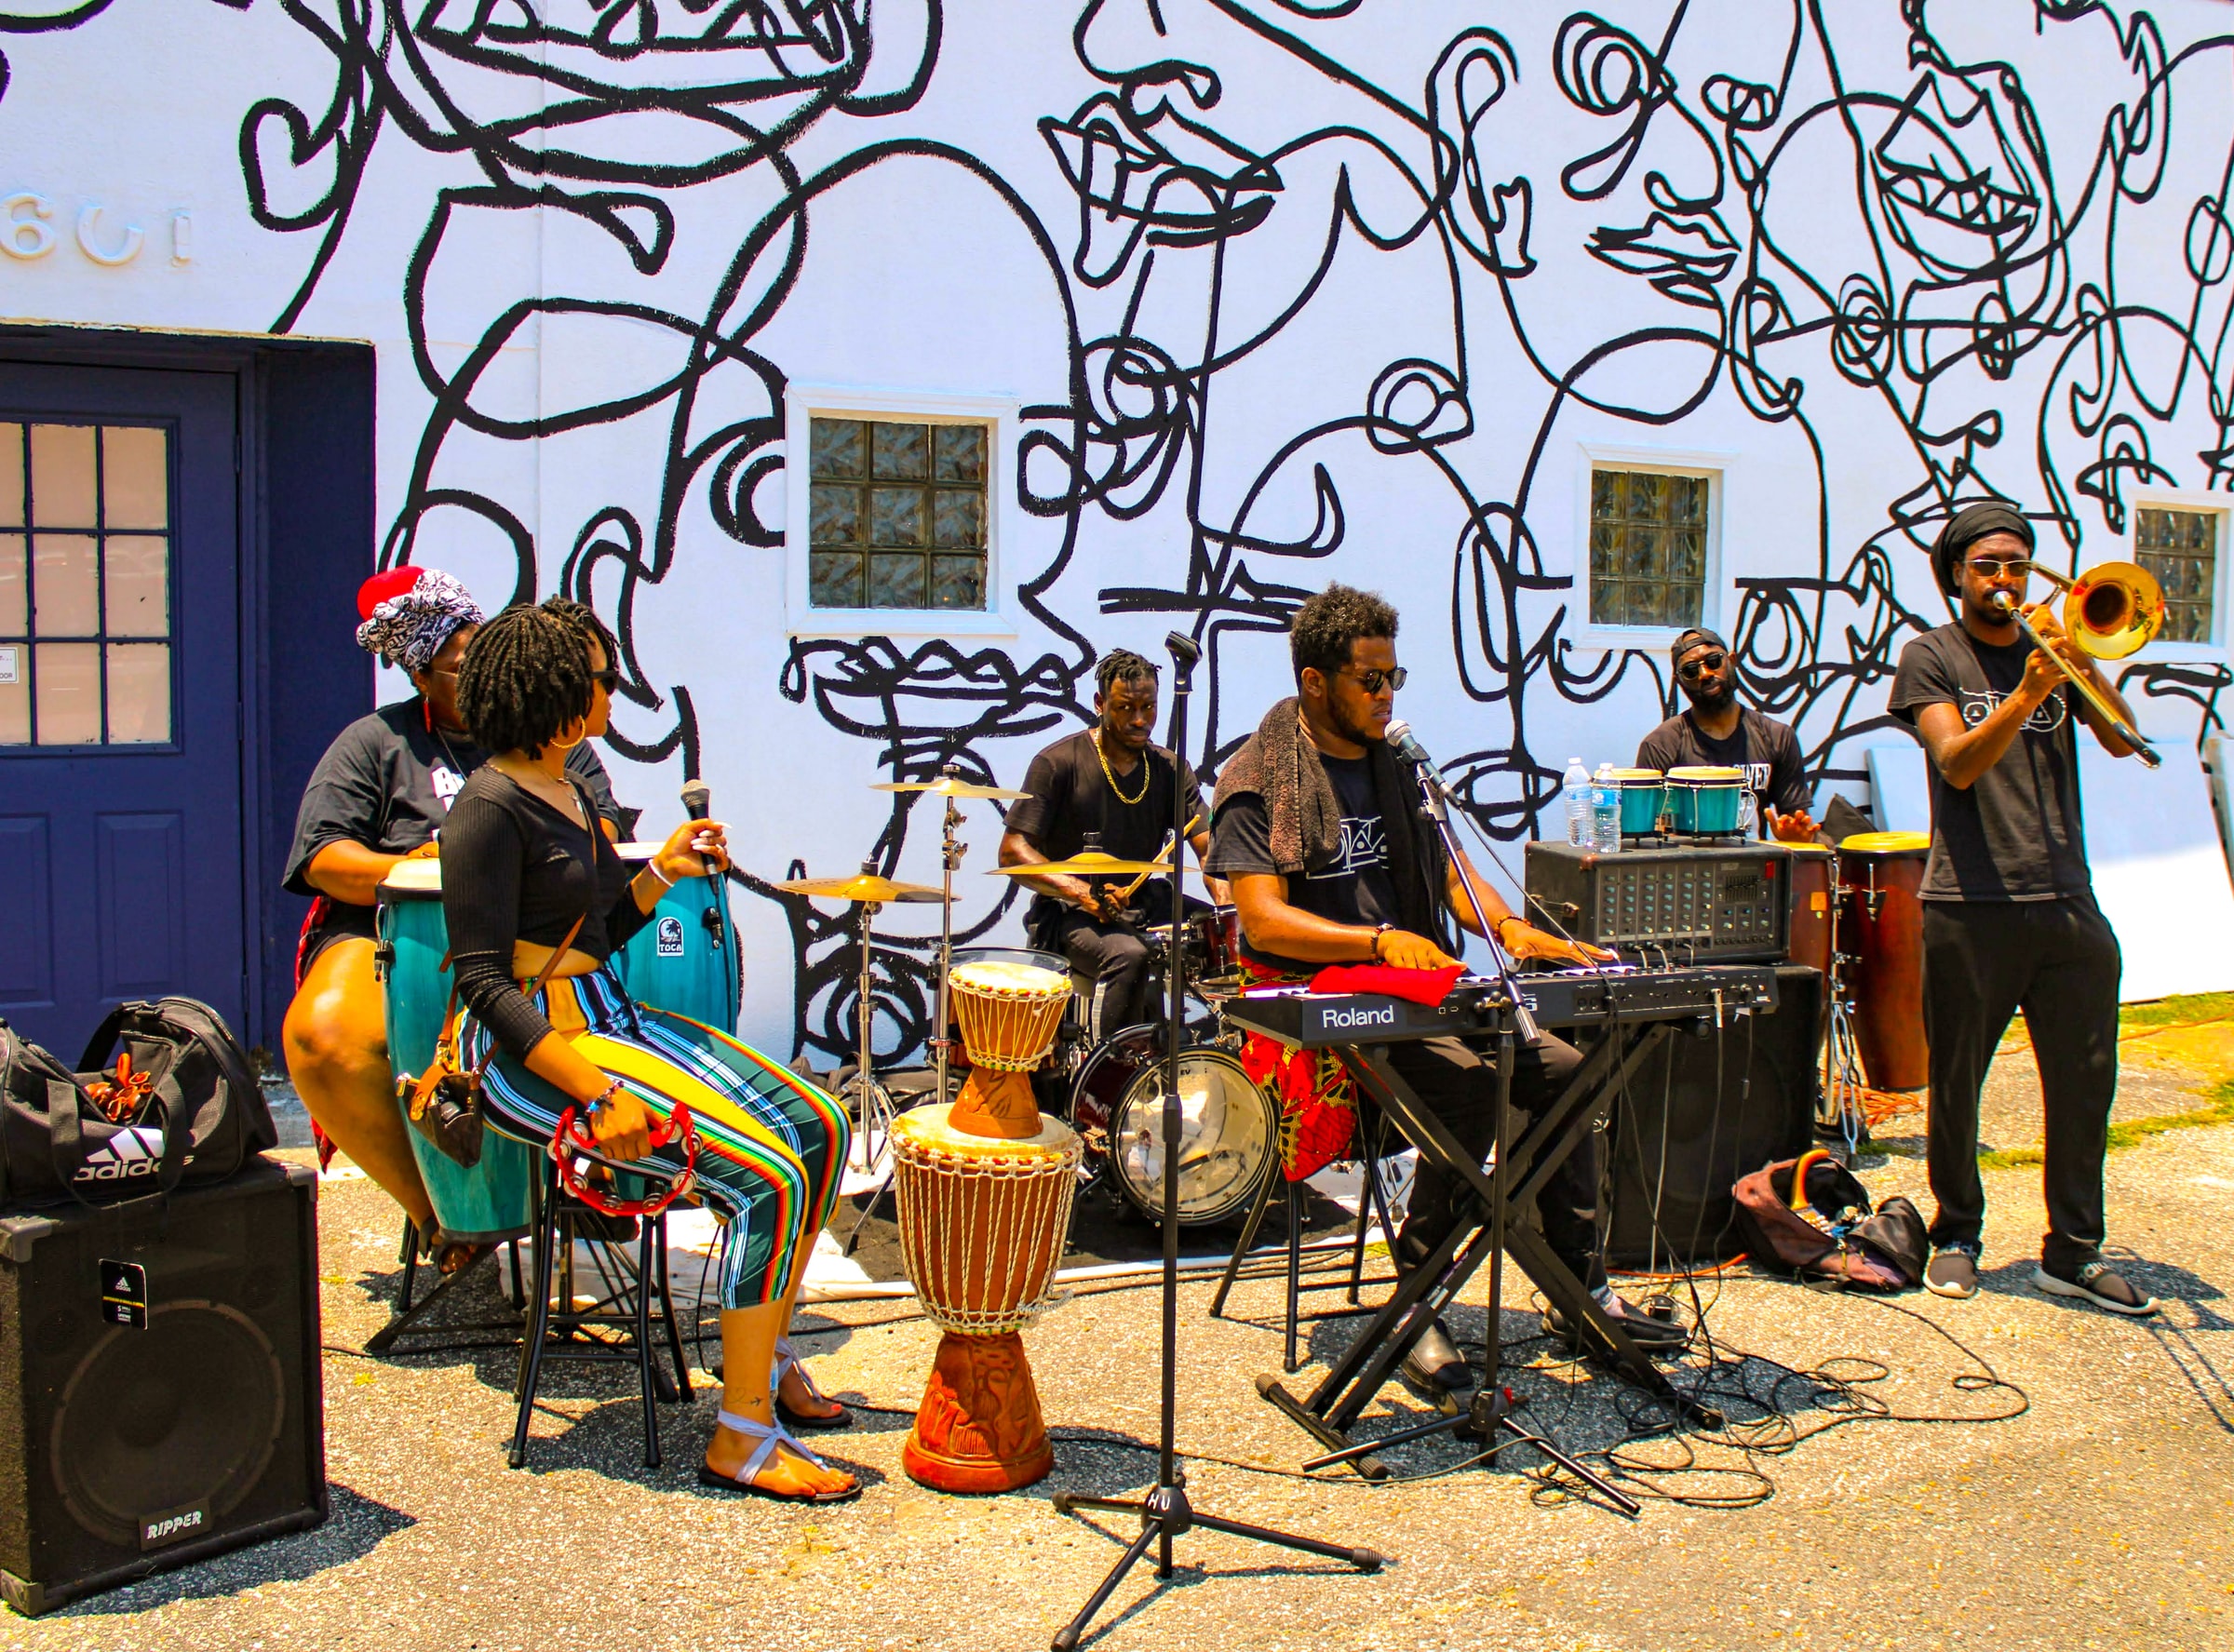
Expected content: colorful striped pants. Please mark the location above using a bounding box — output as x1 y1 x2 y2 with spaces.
463 968 850 1310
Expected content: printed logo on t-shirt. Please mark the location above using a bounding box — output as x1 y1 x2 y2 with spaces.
1958 684 2066 734
1308 815 1389 880
1740 760 1771 795
431 764 465 807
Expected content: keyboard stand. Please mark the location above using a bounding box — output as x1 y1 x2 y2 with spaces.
1257 1014 1722 1472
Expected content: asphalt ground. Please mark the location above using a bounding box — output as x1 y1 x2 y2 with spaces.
8 1048 2232 1652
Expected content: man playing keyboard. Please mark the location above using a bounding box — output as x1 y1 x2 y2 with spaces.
1207 584 1685 1389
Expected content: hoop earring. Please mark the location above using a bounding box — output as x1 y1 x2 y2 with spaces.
547 719 587 753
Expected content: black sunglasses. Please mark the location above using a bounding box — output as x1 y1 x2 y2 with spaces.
592 668 620 693
1677 651 1728 680
1340 665 1407 694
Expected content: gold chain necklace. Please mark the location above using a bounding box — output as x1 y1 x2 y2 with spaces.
1093 730 1150 806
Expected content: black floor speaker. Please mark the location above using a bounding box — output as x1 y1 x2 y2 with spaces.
1605 965 1823 1268
0 1158 328 1617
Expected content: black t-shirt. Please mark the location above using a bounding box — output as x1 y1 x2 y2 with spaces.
1206 753 1402 974
1887 624 2090 901
1004 731 1204 926
1635 706 1810 828
285 698 624 939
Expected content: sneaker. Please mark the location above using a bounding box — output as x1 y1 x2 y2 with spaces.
1924 1243 1980 1299
2032 1259 2160 1317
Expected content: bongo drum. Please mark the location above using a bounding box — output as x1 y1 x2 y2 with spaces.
1666 766 1745 835
610 842 741 1034
376 861 535 1243
1838 832 1931 1093
894 957 1081 1493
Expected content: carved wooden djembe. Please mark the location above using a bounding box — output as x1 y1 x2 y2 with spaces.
892 960 1080 1492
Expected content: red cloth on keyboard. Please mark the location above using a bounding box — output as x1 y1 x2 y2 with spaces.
1307 962 1464 1005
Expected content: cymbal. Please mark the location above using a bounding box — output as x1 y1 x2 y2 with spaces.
774 873 950 904
870 776 1031 801
986 851 1173 879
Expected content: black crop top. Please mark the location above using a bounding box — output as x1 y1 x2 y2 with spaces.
441 766 653 1060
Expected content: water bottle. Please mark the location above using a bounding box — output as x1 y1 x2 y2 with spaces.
1593 763 1622 855
1562 758 1593 846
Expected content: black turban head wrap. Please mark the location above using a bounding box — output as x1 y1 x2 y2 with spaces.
1931 502 2035 596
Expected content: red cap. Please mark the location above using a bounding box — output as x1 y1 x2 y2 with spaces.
357 566 421 621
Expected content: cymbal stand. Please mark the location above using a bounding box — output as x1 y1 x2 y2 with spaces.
839 864 896 1188
931 762 966 1107
1051 630 1383 1652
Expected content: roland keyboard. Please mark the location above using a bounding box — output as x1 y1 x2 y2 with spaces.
1220 964 1780 1049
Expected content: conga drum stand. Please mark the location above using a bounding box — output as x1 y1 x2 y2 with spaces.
1051 631 1383 1652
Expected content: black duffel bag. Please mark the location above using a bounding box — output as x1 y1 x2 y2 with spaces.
0 998 277 1207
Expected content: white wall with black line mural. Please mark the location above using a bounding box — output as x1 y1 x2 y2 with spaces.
7 0 2234 1052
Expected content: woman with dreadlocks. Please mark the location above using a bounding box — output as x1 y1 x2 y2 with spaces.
281 569 626 1269
445 603 859 1502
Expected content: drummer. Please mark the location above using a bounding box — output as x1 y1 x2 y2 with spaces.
1635 627 1821 841
1000 650 1228 1041
279 570 626 1266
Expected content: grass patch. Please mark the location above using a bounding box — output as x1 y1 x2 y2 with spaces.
1999 989 2234 1053
1977 1079 2234 1171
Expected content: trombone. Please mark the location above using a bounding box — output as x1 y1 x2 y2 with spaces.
1989 559 2162 769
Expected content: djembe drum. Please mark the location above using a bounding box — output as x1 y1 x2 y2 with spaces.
893 960 1081 1492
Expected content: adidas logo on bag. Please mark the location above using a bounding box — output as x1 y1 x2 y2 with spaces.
74 1126 165 1183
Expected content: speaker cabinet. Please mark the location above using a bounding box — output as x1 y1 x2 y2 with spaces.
0 1159 327 1617
1606 966 1823 1267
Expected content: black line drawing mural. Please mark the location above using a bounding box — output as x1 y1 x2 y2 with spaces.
7 0 2233 1061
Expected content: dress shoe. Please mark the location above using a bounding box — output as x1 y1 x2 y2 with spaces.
1543 1295 1689 1356
1399 1317 1474 1390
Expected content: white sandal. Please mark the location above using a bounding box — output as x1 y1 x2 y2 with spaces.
695 1408 860 1504
772 1336 853 1430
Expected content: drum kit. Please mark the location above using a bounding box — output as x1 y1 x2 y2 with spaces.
765 767 1275 1230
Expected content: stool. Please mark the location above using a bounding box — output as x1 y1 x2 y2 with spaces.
365 1219 528 1357
509 1153 696 1471
1208 1109 1404 1373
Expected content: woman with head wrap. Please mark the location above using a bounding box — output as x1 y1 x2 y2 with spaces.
279 568 627 1269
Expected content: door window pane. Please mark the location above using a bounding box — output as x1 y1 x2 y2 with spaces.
33 534 99 636
104 642 170 743
101 425 168 530
103 535 168 637
0 533 23 636
0 662 25 745
30 424 97 529
0 424 20 528
34 642 101 744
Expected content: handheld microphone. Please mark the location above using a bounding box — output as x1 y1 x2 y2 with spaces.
680 778 711 821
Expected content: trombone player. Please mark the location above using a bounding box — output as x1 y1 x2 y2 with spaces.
1887 503 2159 1316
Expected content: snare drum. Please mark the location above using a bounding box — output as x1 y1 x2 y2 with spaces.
375 860 535 1243
1666 766 1745 835
1838 831 1931 1092
1609 769 1666 838
610 842 741 1034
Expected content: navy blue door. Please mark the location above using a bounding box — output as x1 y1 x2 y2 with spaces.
0 364 244 1052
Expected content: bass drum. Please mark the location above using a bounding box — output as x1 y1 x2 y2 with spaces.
1070 1026 1274 1227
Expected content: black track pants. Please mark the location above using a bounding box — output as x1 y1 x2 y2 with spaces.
1920 896 2120 1273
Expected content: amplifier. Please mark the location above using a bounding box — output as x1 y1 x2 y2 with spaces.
1523 839 1795 962
0 1159 328 1616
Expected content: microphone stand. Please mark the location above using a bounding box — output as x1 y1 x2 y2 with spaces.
1051 631 1385 1651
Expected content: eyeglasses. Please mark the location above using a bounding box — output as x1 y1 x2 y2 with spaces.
1676 651 1728 680
591 669 620 693
1340 665 1407 695
1967 557 2035 579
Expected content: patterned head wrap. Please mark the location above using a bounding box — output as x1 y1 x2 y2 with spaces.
354 568 484 674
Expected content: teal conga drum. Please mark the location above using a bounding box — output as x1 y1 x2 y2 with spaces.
376 859 535 1243
611 843 742 1035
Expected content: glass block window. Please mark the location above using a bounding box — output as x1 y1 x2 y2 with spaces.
1588 469 1709 628
2134 506 2217 644
0 423 172 747
808 416 989 611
